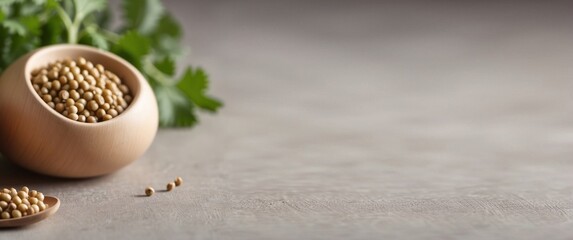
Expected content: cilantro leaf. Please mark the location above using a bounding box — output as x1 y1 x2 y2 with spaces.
176 67 222 112
2 20 26 35
154 85 197 127
40 14 64 45
122 0 163 34
0 0 223 129
114 31 150 69
153 13 181 39
154 57 175 76
81 26 108 50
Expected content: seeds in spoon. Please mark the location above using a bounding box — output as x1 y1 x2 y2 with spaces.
0 193 10 202
11 210 21 218
0 186 49 219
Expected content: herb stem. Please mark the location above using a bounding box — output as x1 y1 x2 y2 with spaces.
143 58 175 86
55 5 74 43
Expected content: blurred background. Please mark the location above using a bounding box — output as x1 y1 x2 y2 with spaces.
166 0 573 164
3 0 573 239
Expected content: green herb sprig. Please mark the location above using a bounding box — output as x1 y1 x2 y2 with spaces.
0 0 222 127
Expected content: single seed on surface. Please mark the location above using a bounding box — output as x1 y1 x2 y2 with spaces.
0 201 7 209
29 190 37 198
174 177 183 186
29 197 38 205
166 182 175 191
145 187 154 196
1 211 9 219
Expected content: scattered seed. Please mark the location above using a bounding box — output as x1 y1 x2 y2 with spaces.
166 182 175 191
145 187 154 197
174 177 183 187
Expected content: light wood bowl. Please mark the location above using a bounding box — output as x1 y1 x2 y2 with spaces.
0 196 60 227
0 44 158 178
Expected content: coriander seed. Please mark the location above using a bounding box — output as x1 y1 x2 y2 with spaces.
0 193 11 202
174 177 183 187
17 204 28 212
11 210 21 218
12 196 21 205
166 182 175 192
145 187 154 196
30 57 133 123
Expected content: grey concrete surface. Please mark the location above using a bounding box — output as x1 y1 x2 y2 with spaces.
3 0 573 239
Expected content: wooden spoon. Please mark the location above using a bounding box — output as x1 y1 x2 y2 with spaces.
0 196 60 228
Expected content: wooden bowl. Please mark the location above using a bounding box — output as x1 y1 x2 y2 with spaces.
0 44 158 178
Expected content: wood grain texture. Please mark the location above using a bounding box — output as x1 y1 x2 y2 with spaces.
2 0 573 239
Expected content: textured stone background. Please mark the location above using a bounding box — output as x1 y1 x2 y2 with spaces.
3 0 573 239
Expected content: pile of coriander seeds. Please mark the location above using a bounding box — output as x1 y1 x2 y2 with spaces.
31 57 133 123
0 187 48 219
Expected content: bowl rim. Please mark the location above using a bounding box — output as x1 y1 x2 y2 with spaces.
24 44 144 127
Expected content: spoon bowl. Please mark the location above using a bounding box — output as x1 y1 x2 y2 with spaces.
0 196 60 228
